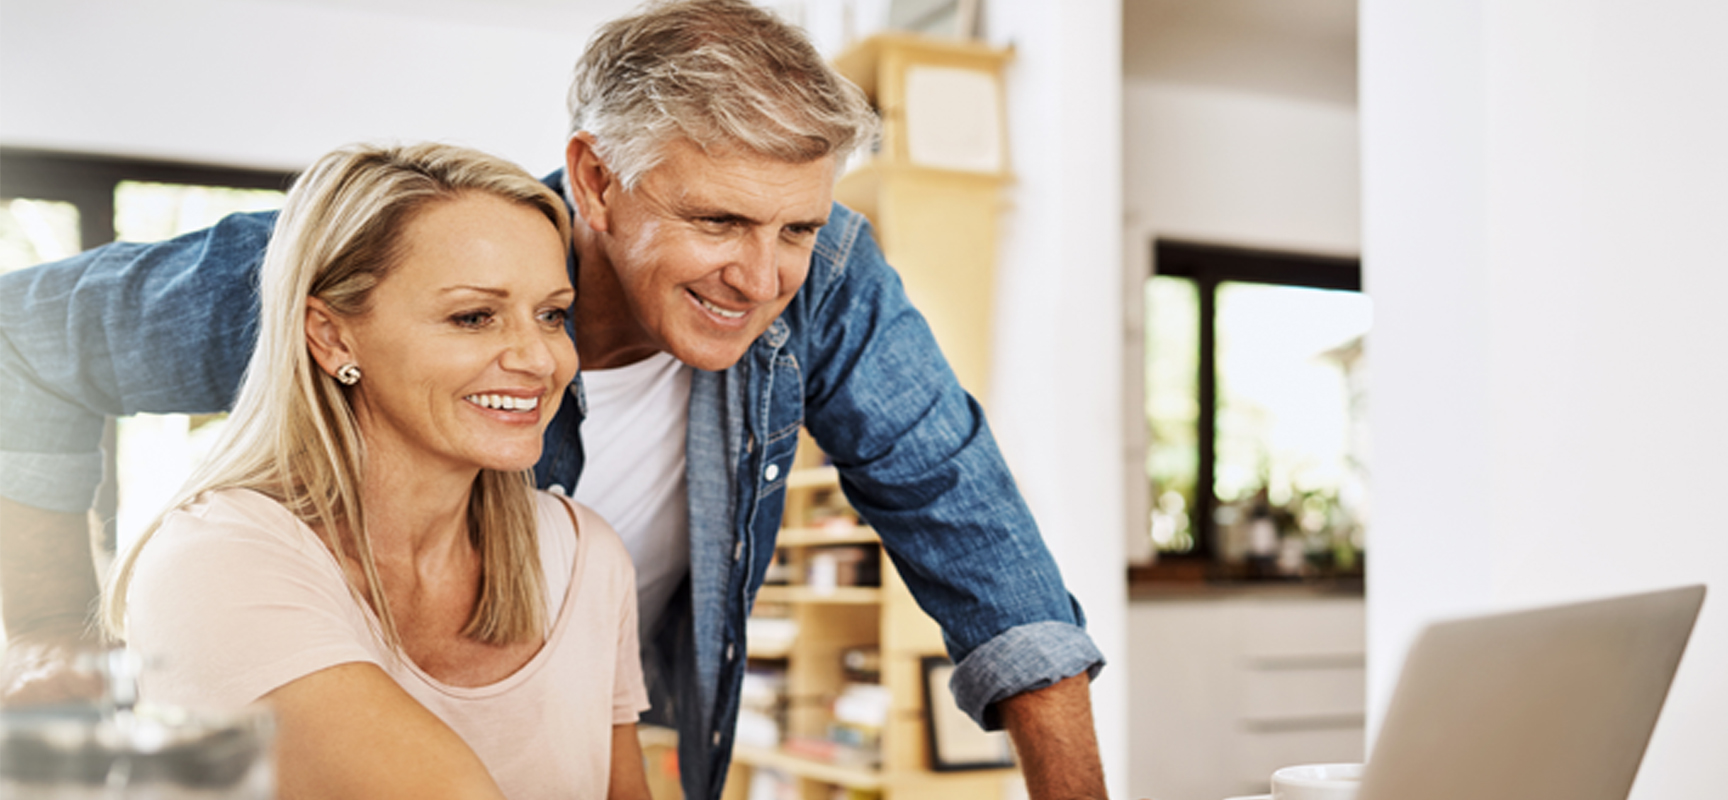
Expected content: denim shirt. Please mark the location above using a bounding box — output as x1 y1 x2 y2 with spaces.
0 172 1104 800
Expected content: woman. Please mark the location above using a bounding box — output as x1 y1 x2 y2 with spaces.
102 143 652 799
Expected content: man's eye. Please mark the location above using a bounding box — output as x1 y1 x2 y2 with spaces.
452 310 494 328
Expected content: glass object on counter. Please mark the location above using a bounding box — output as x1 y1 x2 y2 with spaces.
0 650 277 798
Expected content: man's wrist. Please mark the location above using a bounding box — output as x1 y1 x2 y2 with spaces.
1000 673 1108 800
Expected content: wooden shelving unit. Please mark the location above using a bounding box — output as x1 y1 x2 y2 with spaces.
721 427 1018 800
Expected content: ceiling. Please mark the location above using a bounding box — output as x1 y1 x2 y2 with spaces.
1123 0 1358 106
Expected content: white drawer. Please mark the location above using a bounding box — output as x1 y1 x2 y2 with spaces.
1237 662 1366 721
1239 598 1365 658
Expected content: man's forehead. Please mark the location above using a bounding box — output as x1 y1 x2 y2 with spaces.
651 144 836 219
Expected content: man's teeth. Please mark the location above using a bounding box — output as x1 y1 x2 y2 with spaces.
466 394 538 411
696 295 746 319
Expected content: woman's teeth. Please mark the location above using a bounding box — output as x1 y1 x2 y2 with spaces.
466 394 538 412
697 295 745 319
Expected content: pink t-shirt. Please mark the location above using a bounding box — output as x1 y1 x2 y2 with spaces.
125 488 651 799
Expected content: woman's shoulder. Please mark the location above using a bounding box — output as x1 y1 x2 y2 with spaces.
150 487 323 560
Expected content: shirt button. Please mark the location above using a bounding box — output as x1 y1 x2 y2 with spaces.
712 731 722 746
726 643 736 661
733 540 745 561
764 463 780 482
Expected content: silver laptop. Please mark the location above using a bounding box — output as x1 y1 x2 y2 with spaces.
1360 584 1706 800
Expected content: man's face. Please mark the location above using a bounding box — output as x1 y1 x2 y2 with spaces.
572 137 837 371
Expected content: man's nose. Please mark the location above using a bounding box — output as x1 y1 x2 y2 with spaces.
722 231 781 302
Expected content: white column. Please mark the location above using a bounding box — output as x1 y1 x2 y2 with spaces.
988 2 1128 797
1363 1 1728 795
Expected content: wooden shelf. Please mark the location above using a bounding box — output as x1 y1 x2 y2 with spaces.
755 585 882 605
776 525 878 547
787 466 841 490
721 33 1020 800
731 744 884 790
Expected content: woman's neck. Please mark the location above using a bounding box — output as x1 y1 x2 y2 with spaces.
359 448 478 569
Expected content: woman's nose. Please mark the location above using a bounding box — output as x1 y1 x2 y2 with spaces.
501 324 558 376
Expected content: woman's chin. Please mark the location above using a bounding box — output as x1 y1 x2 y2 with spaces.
473 447 545 476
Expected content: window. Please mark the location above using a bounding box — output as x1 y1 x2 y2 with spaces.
1140 240 1368 582
0 148 294 554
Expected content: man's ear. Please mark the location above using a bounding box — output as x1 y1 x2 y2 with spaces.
566 133 615 235
304 297 357 379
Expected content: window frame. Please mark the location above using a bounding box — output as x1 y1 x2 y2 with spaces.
0 147 296 551
1135 239 1362 581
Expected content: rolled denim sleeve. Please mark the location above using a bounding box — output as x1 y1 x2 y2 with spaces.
0 211 274 511
796 206 1105 729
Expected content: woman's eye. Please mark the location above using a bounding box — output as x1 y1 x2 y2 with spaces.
452 310 494 328
538 307 570 327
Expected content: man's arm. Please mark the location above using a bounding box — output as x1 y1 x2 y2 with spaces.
0 498 105 705
1000 674 1107 800
0 211 277 703
795 206 1108 795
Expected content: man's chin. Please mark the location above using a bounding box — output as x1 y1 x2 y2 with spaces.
665 336 754 372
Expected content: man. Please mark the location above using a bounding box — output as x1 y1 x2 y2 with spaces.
0 1 1107 798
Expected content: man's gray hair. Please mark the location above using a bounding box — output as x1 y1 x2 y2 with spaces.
568 0 878 189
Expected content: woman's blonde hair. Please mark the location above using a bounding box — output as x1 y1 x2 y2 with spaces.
104 142 574 650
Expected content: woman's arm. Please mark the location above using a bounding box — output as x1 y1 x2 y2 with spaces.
607 724 652 800
264 662 507 800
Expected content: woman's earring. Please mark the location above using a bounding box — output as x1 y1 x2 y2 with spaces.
335 363 362 386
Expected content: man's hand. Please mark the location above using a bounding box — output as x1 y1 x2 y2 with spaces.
999 672 1108 800
0 629 106 705
0 497 106 707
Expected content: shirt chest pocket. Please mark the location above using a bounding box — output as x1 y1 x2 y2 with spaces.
749 351 805 586
756 350 805 488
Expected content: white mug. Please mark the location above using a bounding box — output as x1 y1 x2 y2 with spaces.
1223 762 1364 800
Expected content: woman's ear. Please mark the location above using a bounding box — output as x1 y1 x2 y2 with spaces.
565 133 614 235
304 297 356 380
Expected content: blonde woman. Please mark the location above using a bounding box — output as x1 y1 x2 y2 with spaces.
103 143 651 800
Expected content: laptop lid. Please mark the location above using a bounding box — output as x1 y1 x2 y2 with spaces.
1359 585 1705 800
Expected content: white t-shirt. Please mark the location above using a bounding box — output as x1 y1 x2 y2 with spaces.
568 351 693 637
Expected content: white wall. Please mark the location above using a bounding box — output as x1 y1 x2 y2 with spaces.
1123 82 1360 258
986 3 1128 797
1363 1 1728 795
0 0 633 173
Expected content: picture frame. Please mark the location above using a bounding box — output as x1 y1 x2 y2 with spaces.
920 655 1016 771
